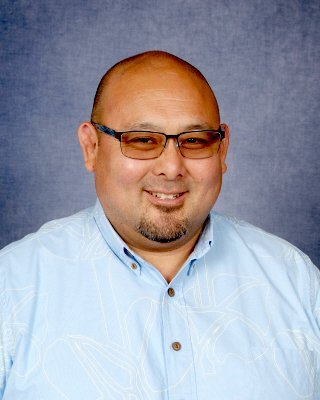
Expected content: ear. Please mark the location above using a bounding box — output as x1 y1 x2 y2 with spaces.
78 122 99 173
219 123 230 174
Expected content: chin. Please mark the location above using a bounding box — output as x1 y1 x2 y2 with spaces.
136 213 189 243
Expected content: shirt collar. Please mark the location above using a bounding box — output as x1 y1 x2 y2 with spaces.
92 198 214 276
93 199 140 274
192 215 213 258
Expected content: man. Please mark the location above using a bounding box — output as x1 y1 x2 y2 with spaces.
0 51 319 399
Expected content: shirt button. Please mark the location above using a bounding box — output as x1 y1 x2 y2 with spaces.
172 342 182 351
167 287 175 297
131 263 138 270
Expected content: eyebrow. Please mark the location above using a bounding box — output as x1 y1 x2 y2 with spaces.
126 122 161 131
124 121 217 132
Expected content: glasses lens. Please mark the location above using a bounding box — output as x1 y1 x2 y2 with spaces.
179 131 222 159
121 132 165 159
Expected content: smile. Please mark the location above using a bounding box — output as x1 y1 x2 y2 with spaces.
150 192 182 199
146 191 184 200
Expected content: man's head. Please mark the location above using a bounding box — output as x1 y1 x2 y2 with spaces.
90 51 220 123
78 50 229 252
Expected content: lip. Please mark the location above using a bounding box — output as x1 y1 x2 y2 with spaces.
144 190 187 207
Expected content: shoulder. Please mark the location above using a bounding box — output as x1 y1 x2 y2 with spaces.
209 211 320 315
210 211 314 264
0 205 104 266
210 211 319 290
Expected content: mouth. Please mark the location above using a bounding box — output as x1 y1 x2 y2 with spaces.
148 191 184 200
144 190 187 206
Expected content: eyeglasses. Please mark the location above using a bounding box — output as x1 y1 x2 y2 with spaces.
91 121 225 160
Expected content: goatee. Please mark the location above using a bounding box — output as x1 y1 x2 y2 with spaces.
137 206 188 243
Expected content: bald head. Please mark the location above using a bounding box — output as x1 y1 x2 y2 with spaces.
91 50 219 122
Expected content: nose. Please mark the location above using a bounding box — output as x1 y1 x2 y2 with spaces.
152 137 186 180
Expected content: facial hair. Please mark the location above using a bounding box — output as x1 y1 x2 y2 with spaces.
136 205 188 243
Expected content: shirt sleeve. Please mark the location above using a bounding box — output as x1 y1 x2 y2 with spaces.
0 269 13 399
309 259 320 329
0 278 5 399
297 250 320 330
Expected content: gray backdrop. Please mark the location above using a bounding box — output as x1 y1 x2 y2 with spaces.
1 0 319 266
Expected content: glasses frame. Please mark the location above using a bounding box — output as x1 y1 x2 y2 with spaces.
91 121 225 159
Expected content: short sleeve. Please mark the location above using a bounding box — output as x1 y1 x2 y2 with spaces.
0 268 13 399
309 260 320 328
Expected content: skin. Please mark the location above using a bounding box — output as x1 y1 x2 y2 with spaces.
78 54 229 282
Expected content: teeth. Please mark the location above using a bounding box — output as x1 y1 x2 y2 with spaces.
151 192 181 200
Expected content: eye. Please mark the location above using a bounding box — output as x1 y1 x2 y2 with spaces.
180 131 221 149
184 137 207 144
180 136 212 148
122 132 163 150
131 136 157 144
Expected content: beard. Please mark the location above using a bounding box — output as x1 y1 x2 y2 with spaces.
136 205 188 243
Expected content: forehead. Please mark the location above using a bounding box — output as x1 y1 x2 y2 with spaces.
99 61 219 128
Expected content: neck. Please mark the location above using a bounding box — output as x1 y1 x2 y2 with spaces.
129 228 202 283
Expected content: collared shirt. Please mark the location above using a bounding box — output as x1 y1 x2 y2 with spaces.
0 200 319 400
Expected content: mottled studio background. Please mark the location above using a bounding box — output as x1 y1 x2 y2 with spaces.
1 0 319 265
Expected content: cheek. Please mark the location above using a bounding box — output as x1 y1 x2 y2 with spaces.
189 159 222 188
118 159 151 186
96 149 151 190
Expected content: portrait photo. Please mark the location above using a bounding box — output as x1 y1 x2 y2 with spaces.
1 1 319 399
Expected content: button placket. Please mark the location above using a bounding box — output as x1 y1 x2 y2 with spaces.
168 288 181 352
161 280 195 398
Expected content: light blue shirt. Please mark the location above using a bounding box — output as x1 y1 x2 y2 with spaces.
1 200 319 399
